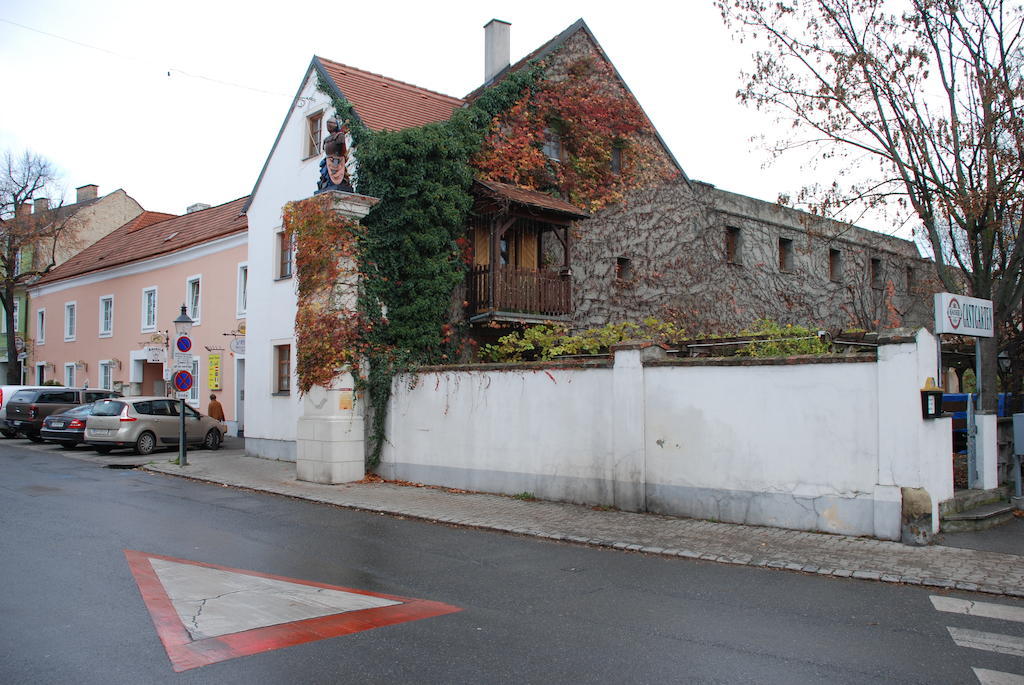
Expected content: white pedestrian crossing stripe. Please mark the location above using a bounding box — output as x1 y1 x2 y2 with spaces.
947 627 1024 658
930 595 1024 684
973 667 1024 685
932 596 1024 624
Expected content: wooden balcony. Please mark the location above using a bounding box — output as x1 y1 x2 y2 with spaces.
467 265 572 322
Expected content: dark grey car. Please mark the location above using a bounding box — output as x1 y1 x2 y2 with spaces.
5 388 122 441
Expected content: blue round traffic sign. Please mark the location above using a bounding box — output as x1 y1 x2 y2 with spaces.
176 336 192 352
173 370 194 392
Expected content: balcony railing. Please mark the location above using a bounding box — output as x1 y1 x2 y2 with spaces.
467 265 572 319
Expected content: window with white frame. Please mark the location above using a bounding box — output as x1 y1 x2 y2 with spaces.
274 343 291 394
237 263 248 316
64 302 77 341
99 295 113 337
276 231 293 279
186 276 201 324
13 248 22 277
142 287 157 331
64 362 75 387
305 111 324 158
36 308 45 345
189 358 200 404
99 360 113 390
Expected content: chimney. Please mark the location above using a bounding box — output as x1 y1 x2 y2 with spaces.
186 203 211 214
15 203 31 220
76 184 98 203
484 19 511 85
34 198 49 213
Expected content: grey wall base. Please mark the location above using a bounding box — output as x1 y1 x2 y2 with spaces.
645 483 897 539
245 437 296 462
381 461 900 539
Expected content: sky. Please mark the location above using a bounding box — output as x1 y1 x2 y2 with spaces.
0 0 885 233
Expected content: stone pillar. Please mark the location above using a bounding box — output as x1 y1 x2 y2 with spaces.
875 329 954 539
295 191 378 485
609 341 666 511
975 412 999 490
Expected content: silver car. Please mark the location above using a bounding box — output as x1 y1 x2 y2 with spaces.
85 396 224 455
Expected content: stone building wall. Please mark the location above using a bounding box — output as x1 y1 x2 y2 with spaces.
568 179 940 335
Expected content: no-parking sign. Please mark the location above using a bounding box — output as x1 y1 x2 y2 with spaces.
173 370 194 393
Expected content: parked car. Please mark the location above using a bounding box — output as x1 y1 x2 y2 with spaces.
40 403 100 449
85 397 224 455
4 387 122 441
0 385 53 438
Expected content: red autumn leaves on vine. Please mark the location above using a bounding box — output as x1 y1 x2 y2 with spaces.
283 195 368 394
474 56 674 211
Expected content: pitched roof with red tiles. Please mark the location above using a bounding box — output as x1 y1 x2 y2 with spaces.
35 198 247 285
315 57 465 132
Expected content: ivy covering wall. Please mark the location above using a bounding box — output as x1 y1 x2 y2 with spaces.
293 31 678 468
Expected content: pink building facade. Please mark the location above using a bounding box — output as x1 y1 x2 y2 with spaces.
27 199 249 435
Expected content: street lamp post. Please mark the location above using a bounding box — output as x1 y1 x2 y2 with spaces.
173 304 194 467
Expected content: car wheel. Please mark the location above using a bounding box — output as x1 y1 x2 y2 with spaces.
1 429 17 439
27 435 43 443
94 446 113 455
134 431 157 456
203 429 222 450
59 442 76 450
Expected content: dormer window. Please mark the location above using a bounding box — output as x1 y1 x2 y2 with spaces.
542 128 562 161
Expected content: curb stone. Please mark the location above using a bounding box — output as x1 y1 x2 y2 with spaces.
139 453 1024 599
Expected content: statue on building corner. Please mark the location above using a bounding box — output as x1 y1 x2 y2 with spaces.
316 118 355 194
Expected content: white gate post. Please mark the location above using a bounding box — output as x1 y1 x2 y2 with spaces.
295 191 378 484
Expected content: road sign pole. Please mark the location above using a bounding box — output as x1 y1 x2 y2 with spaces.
179 398 187 467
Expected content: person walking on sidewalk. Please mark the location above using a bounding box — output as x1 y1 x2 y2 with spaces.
207 394 225 422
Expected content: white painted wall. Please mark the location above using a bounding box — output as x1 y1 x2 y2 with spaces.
380 331 958 540
244 67 332 460
381 365 617 504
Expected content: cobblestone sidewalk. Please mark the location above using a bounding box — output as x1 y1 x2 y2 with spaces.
144 450 1024 598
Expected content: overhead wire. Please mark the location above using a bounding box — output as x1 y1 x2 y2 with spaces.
0 17 311 105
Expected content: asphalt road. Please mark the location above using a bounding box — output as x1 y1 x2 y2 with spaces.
2 441 1022 684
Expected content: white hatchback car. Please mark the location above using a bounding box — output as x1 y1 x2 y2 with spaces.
85 396 225 455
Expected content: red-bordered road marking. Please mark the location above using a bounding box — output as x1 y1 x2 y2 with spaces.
125 550 461 672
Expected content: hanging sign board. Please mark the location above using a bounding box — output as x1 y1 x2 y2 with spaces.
229 337 246 355
145 346 165 363
934 293 994 338
208 354 222 390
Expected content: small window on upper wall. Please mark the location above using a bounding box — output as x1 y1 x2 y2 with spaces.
142 287 157 332
726 227 742 264
829 248 843 282
99 295 113 337
779 238 794 272
610 147 623 175
615 256 633 281
237 263 248 316
186 276 201 325
277 231 293 279
305 111 323 158
906 266 916 293
870 257 883 289
35 309 45 345
64 302 77 341
274 344 291 395
542 128 562 161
